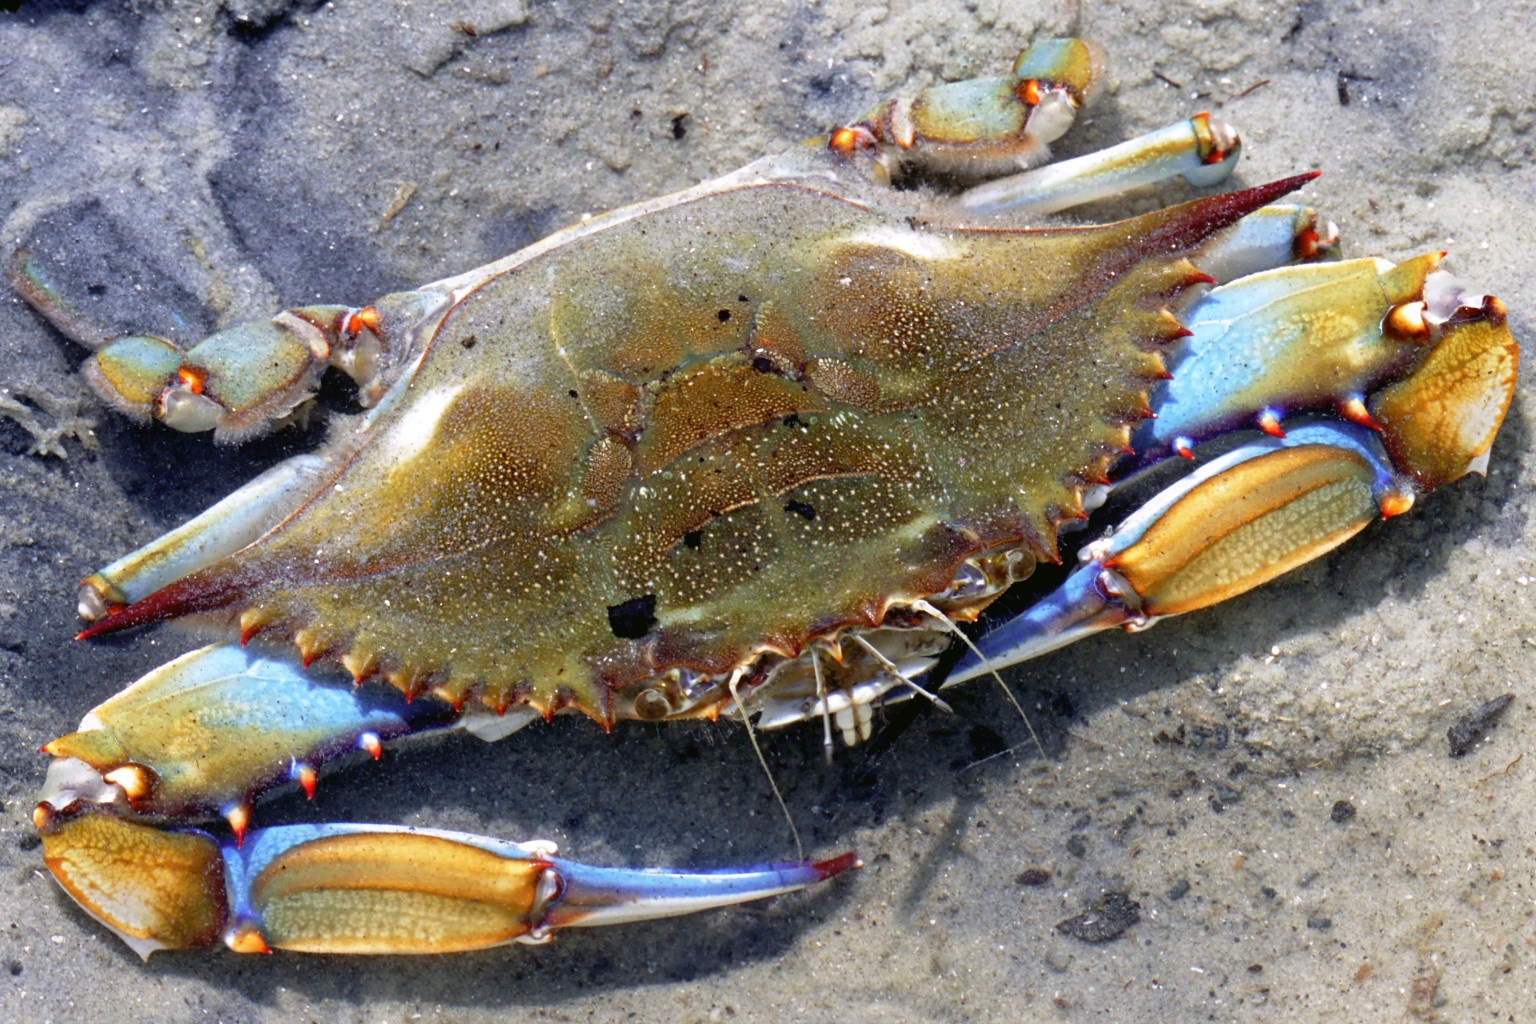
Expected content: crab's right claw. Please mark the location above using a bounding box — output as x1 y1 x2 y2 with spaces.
946 280 1516 685
35 809 858 958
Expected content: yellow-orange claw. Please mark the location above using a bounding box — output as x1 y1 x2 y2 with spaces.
1107 444 1385 618
247 832 543 954
1370 297 1519 490
37 807 227 959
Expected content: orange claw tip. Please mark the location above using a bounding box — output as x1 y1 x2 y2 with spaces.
294 761 318 800
1257 410 1286 438
225 803 251 847
346 306 383 336
1173 436 1195 459
1016 77 1042 105
1384 301 1430 342
827 127 859 156
1338 394 1381 431
225 924 272 955
1379 490 1416 519
176 366 207 394
103 765 154 803
359 732 383 759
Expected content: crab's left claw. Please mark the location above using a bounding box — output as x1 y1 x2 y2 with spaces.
945 422 1410 682
35 809 857 957
34 643 857 956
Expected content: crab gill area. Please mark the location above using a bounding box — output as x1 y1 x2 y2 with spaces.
126 184 1236 722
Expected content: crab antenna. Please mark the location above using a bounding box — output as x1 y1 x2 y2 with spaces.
848 634 953 714
912 599 1049 763
810 647 836 765
728 668 804 861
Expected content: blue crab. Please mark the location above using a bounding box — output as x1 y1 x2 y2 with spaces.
16 38 1516 957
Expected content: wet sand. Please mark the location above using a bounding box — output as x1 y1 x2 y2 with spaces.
1 1 1531 1020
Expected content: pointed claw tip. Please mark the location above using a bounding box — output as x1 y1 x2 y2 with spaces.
1338 395 1381 432
1257 410 1286 438
812 851 862 879
226 924 272 955
1380 491 1415 519
103 764 153 803
359 732 383 759
295 762 318 800
225 803 250 847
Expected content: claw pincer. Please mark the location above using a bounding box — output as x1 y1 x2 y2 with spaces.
21 37 1517 958
37 808 856 958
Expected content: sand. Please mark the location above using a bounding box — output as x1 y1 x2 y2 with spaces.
0 0 1531 1020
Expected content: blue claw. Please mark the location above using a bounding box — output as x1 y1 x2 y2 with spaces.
542 850 862 931
946 422 1406 686
214 821 857 953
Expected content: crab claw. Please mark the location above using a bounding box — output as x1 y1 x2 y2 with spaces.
219 824 856 955
34 809 856 957
945 422 1409 685
1369 284 1518 489
532 849 860 934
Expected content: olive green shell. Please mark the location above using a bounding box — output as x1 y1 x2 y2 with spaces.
114 181 1281 722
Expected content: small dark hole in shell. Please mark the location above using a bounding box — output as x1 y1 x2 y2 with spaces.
606 594 658 639
784 499 816 521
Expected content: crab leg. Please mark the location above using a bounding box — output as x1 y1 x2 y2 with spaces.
813 38 1240 219
1138 261 1515 465
37 810 855 958
9 250 447 443
78 456 331 621
944 241 1516 685
1191 204 1338 283
34 644 857 956
957 112 1241 216
36 644 491 826
820 37 1102 181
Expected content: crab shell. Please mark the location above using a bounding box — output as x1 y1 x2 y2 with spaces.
79 176 1312 726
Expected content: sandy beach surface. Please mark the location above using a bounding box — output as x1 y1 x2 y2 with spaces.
1 1 1532 1021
